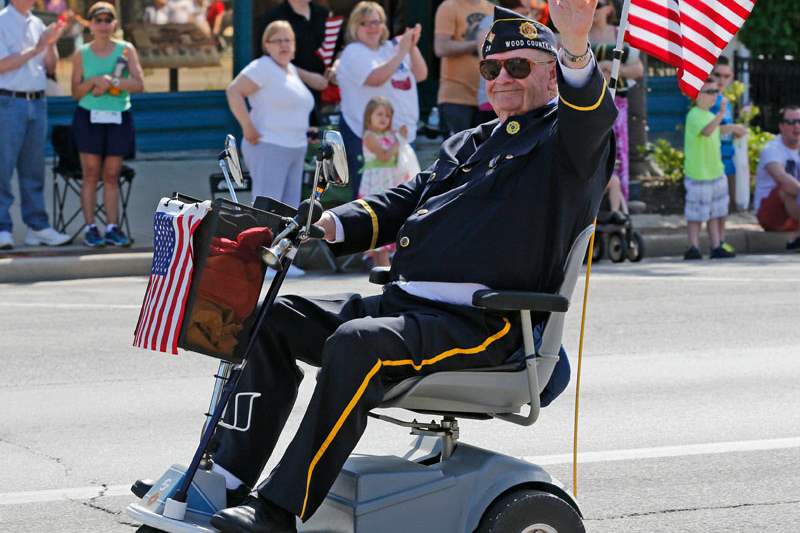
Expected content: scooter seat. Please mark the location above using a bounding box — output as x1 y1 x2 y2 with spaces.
377 225 595 423
379 357 556 415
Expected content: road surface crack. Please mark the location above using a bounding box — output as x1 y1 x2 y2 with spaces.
79 483 141 528
586 499 800 521
0 436 72 477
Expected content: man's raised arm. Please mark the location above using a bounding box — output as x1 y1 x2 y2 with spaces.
551 0 617 179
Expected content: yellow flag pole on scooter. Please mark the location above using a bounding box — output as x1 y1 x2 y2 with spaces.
572 0 632 497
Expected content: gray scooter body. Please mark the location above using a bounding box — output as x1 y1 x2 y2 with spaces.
126 438 576 533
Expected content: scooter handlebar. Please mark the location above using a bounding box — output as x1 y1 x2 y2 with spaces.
261 199 325 268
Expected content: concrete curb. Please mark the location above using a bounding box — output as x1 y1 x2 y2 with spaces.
633 229 791 259
0 229 794 283
0 252 151 283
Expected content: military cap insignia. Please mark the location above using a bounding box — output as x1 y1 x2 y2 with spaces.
519 21 538 40
506 121 521 135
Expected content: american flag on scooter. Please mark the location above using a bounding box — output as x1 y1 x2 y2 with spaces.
133 199 211 354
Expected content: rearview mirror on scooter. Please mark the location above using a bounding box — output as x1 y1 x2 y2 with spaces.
224 134 244 187
320 130 349 188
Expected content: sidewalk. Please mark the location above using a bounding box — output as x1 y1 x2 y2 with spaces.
0 148 795 283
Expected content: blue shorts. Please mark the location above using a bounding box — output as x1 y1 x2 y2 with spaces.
71 106 136 158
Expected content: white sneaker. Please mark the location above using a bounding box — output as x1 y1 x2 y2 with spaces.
0 231 13 250
24 227 71 247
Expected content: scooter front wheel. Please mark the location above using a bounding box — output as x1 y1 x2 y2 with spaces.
475 489 585 533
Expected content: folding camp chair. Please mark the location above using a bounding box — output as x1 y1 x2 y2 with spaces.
51 125 135 241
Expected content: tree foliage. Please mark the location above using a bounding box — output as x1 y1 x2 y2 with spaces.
738 0 800 57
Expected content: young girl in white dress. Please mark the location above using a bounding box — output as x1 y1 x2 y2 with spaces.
359 96 414 267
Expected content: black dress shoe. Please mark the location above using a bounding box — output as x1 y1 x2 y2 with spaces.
131 479 154 499
210 496 297 533
130 479 250 508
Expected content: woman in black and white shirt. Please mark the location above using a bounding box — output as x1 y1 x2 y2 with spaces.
226 20 326 208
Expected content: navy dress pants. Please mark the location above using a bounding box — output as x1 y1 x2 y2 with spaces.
213 285 521 521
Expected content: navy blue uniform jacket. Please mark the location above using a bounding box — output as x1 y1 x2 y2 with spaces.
330 64 617 297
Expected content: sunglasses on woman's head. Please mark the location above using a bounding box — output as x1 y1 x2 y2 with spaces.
479 57 554 81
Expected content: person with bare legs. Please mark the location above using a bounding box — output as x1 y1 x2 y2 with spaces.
753 106 800 251
682 77 735 260
70 2 143 247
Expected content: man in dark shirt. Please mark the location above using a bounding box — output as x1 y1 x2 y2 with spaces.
255 0 337 126
255 0 328 74
209 2 616 531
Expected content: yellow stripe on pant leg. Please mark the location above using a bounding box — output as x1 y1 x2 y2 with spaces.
381 318 511 371
300 359 382 519
298 317 511 519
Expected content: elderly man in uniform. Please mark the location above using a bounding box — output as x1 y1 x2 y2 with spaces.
203 2 617 531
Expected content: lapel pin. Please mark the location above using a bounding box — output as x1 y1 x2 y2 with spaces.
506 121 521 135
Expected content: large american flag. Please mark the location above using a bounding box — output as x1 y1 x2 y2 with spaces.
624 0 756 98
133 199 211 355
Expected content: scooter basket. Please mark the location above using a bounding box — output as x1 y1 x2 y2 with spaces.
176 195 291 363
133 193 292 363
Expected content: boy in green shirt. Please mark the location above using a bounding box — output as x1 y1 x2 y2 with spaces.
682 77 735 259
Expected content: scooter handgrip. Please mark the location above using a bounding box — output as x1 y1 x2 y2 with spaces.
307 224 326 240
294 199 324 225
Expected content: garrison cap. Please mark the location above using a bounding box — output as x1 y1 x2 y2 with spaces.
482 6 557 58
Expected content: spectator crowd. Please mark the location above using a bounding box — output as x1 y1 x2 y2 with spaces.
1 0 798 259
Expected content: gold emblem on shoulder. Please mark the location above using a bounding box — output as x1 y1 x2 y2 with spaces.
506 121 521 135
519 21 537 40
486 31 495 43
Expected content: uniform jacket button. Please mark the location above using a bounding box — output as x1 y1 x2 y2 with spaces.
399 236 411 248
505 154 514 159
416 208 428 215
430 172 437 180
462 166 471 173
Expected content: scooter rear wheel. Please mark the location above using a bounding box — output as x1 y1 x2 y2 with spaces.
476 489 585 533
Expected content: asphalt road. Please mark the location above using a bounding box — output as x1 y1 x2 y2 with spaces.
1 256 799 532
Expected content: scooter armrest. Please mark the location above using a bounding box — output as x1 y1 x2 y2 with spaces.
472 290 569 312
369 267 392 285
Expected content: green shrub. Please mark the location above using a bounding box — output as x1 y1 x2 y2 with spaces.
738 1 800 57
638 139 684 184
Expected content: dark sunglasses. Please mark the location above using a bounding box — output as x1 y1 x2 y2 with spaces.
700 89 719 95
479 57 554 81
781 119 800 126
